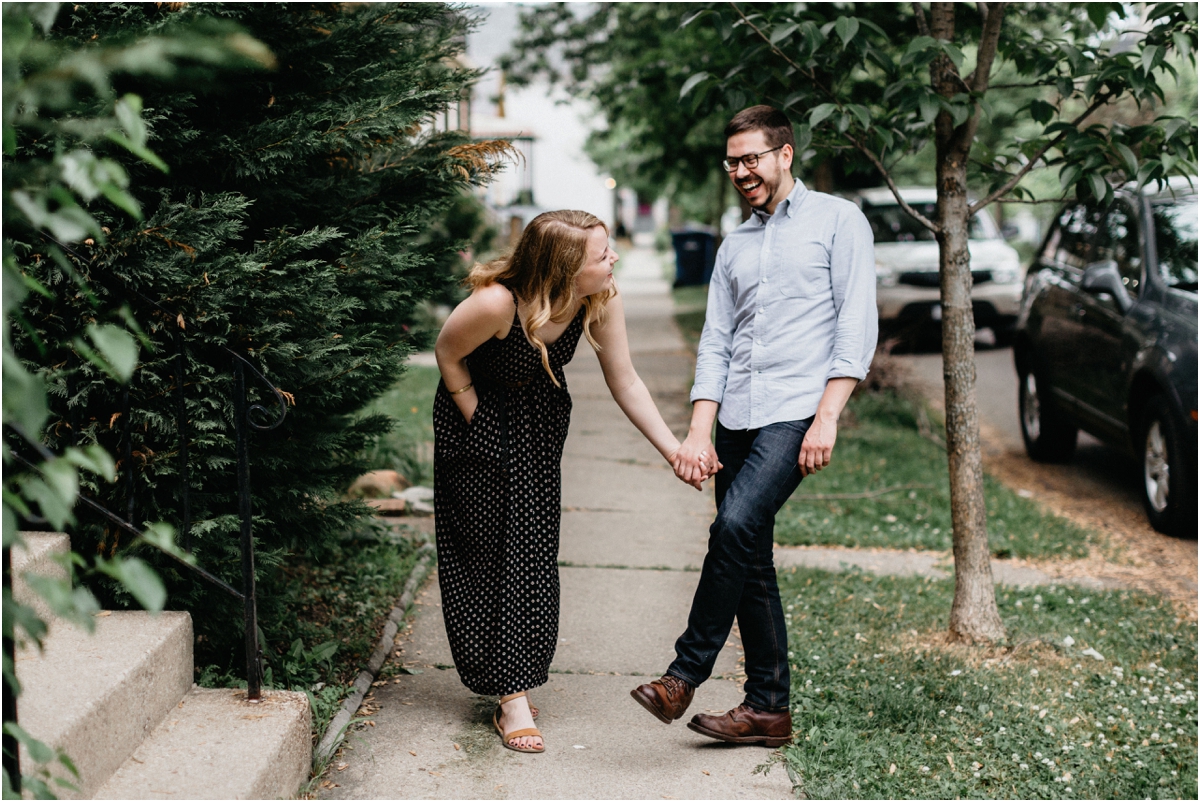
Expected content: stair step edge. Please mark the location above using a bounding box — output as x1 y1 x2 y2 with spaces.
94 687 312 800
15 611 194 799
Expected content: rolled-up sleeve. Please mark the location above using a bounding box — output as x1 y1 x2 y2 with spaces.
826 207 879 382
690 249 734 404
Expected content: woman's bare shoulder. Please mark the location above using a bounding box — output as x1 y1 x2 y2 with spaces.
470 281 516 311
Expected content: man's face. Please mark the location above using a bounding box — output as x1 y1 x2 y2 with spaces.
726 130 793 211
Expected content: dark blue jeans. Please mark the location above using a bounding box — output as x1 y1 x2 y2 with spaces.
667 417 812 713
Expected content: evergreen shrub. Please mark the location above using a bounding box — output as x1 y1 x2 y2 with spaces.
12 2 510 674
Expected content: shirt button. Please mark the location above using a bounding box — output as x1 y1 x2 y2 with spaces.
757 307 764 314
762 277 769 283
756 339 763 345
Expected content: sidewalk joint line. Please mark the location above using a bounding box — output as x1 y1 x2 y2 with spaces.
558 560 700 572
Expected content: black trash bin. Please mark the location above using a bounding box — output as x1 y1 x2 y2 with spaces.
671 229 716 287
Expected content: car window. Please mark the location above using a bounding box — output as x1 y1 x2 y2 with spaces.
1052 203 1103 270
864 202 991 243
1151 198 1198 292
1101 201 1143 297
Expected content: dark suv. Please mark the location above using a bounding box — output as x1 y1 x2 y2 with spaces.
1013 177 1197 537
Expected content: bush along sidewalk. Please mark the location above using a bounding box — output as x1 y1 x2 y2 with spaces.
12 3 511 679
773 390 1094 560
774 567 1197 799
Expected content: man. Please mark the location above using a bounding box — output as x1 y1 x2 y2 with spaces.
631 106 877 746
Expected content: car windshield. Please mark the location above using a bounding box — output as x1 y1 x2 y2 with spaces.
1151 198 1198 292
864 202 991 243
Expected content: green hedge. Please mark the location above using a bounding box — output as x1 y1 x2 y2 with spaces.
11 2 499 673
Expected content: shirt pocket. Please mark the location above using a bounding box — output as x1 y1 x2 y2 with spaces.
776 240 831 299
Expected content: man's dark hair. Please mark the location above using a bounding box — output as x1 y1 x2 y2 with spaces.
725 105 795 151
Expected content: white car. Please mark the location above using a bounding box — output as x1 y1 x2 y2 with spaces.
855 187 1024 342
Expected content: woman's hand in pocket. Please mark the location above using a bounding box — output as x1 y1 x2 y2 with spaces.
453 387 479 425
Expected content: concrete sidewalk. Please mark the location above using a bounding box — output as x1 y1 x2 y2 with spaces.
321 248 794 799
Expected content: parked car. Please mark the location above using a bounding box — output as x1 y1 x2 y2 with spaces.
856 187 1024 342
1013 176 1197 536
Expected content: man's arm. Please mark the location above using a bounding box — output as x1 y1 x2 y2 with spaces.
800 204 878 477
676 247 735 489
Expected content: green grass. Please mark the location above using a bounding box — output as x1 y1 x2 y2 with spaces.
775 567 1197 799
361 364 441 486
774 391 1093 560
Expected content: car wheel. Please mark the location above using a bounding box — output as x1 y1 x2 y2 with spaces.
1018 366 1077 462
1138 396 1196 537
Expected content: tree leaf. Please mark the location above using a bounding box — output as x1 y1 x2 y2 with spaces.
770 23 799 46
3 723 55 764
848 104 871 130
97 557 166 613
85 323 139 383
1141 44 1160 75
834 16 859 48
1087 173 1109 202
809 103 838 127
1114 142 1139 177
919 93 939 125
941 42 966 71
1029 99 1056 125
679 71 710 99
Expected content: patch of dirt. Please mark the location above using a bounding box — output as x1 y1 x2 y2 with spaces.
978 420 1198 620
896 629 1073 671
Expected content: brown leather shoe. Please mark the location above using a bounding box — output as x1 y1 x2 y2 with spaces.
630 674 694 724
687 704 793 747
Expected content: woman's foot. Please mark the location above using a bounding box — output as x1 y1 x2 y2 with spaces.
498 693 543 751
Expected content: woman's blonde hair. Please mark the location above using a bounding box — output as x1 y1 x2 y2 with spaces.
466 210 616 386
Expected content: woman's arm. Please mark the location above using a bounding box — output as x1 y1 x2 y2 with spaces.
591 289 709 489
434 283 515 422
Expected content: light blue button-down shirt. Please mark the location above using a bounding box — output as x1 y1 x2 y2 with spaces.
690 179 879 430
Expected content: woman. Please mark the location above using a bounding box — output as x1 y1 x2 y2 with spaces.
433 210 706 753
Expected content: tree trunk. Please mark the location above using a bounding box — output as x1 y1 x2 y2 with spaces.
930 2 1006 643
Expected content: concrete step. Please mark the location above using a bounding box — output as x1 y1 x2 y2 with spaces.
15 611 194 799
94 687 311 800
10 531 71 622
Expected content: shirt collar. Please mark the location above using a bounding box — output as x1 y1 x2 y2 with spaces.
751 178 808 224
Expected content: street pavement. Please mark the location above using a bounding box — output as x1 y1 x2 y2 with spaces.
897 345 1147 522
320 247 795 799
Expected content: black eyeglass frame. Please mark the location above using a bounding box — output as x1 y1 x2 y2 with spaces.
722 146 783 172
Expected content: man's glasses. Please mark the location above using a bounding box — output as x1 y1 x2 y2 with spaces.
722 146 782 172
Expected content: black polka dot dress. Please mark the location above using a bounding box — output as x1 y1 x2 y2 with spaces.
433 289 585 697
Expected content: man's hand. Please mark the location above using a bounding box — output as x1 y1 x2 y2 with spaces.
799 377 857 477
798 415 837 477
672 431 721 491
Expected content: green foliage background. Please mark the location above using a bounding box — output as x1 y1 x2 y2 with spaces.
10 2 503 673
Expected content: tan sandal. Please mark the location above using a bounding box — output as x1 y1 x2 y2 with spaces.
494 692 544 753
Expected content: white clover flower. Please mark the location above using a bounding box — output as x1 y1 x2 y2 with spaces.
1020 763 1029 770
1030 668 1039 677
1034 752 1043 759
1011 754 1019 762
920 766 930 773
955 705 964 713
939 709 947 717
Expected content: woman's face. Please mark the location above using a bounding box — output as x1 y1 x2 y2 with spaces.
574 225 618 297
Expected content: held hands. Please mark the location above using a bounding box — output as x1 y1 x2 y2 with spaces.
670 431 722 491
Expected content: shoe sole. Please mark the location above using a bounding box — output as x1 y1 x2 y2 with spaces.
629 688 677 724
686 720 792 748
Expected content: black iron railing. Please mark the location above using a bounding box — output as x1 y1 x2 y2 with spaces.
5 247 288 704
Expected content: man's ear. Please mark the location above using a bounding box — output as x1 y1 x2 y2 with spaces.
780 144 795 169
